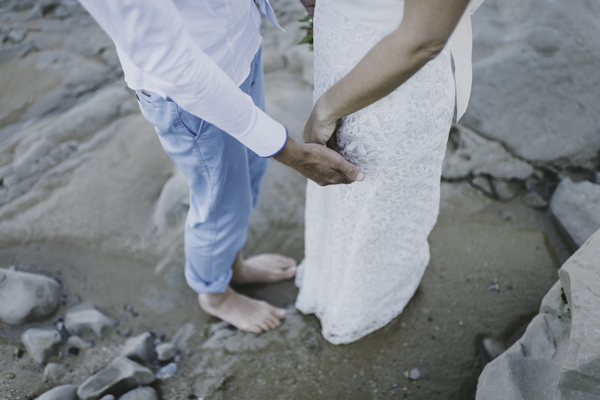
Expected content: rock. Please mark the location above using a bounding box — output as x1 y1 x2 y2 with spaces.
491 180 521 202
35 384 77 400
408 368 420 381
0 268 60 325
550 178 600 248
476 228 600 400
43 363 61 384
155 342 178 362
156 362 178 380
21 327 62 364
443 125 534 181
77 356 156 400
481 338 507 364
465 0 600 171
64 303 114 338
121 332 156 364
471 176 494 197
66 335 89 355
7 27 27 44
119 387 158 400
99 396 115 400
172 323 197 353
522 190 548 210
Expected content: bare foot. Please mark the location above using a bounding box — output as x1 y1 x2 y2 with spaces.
230 252 297 285
198 287 287 333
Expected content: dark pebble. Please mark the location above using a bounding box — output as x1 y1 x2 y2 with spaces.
14 348 23 358
187 394 197 399
68 347 80 356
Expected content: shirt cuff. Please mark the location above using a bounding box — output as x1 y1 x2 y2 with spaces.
236 107 288 157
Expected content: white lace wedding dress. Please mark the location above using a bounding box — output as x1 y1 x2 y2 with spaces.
295 0 480 345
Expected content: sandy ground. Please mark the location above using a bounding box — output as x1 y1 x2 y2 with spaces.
0 178 571 399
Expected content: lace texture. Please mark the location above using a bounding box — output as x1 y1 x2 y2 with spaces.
295 0 455 345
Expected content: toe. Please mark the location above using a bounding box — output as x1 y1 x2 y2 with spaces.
264 318 277 330
256 321 270 333
267 315 282 329
273 308 287 319
243 324 262 334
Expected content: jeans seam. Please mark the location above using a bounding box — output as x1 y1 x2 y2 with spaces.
191 125 218 279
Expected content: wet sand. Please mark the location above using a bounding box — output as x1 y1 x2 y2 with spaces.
0 181 571 399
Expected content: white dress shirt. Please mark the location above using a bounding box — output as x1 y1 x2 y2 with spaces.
77 0 288 157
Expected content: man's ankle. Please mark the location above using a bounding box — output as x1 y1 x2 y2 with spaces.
198 289 230 308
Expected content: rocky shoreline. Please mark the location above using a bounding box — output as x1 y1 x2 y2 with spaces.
0 0 599 399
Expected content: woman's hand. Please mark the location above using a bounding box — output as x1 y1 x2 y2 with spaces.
303 97 339 145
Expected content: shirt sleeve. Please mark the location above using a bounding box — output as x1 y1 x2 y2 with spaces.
77 0 288 157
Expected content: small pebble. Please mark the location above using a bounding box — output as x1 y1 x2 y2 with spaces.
68 347 80 356
409 368 420 381
156 362 178 380
13 348 23 358
118 328 132 337
488 283 500 292
187 394 197 400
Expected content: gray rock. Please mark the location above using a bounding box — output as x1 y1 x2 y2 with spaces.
476 228 600 400
550 178 600 248
156 362 178 380
443 126 534 181
172 323 196 352
482 337 507 362
118 387 158 400
77 356 156 400
471 176 494 197
155 342 178 362
64 303 114 338
21 327 62 364
408 368 421 381
492 180 521 202
43 363 60 384
66 335 89 353
465 0 600 170
35 384 77 400
522 190 548 210
7 27 27 44
0 268 60 325
121 332 156 364
99 396 115 400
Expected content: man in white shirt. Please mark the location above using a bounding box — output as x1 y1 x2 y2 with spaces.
77 0 363 333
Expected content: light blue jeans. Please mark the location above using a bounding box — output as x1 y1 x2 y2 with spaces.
136 48 268 294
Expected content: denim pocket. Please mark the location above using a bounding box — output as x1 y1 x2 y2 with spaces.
175 104 203 138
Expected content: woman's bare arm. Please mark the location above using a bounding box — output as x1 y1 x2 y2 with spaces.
304 0 471 144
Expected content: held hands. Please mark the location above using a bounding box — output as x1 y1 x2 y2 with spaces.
274 138 364 186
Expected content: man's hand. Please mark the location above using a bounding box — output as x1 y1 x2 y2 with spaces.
298 0 315 18
274 138 364 186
